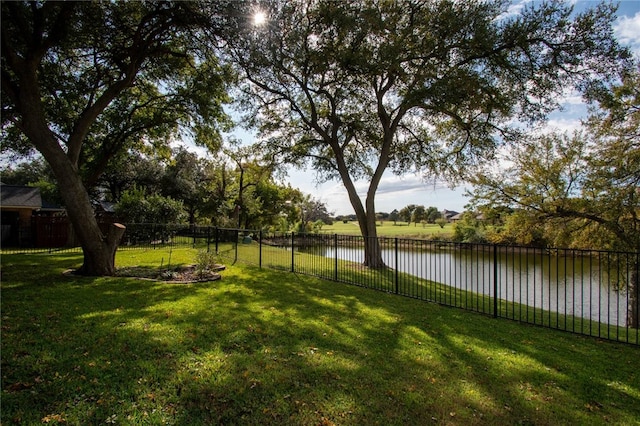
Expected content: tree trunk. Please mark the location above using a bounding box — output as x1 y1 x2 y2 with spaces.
25 125 124 276
59 169 126 276
355 187 385 269
331 146 386 268
334 168 385 268
9 57 126 276
76 242 119 275
363 233 384 268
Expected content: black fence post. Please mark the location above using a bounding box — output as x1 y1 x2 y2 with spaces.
48 223 53 254
395 238 399 294
215 227 219 253
334 233 338 282
206 226 211 252
291 232 295 273
234 229 239 263
635 252 639 342
493 244 498 318
259 230 263 269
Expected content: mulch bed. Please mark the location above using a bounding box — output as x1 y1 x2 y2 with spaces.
64 264 225 283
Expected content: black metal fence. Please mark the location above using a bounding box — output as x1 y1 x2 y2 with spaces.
216 229 639 346
2 223 638 345
0 223 215 254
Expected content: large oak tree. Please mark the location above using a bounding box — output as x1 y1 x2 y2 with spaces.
230 0 629 267
1 1 233 275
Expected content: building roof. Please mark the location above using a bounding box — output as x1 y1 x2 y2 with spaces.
441 209 460 219
0 184 42 208
93 200 116 213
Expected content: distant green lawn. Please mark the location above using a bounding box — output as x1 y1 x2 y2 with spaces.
2 248 639 425
321 220 454 238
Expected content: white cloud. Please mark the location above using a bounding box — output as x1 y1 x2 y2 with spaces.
365 174 444 196
534 117 583 135
497 3 640 59
558 92 585 107
289 169 468 215
495 0 527 21
615 12 640 58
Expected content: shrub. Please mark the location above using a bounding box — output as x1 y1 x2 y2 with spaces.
435 218 448 229
195 250 218 277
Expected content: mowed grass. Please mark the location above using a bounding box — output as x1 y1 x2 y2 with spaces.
221 242 639 345
321 220 454 238
2 248 639 425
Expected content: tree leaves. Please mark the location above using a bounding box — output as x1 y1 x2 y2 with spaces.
231 0 627 254
468 66 640 251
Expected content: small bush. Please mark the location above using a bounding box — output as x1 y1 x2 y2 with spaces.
195 250 218 277
435 218 448 229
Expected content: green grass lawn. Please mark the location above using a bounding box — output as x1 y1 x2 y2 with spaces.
2 248 639 425
219 241 639 345
321 220 454 238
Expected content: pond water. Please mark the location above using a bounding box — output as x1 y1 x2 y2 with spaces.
309 245 634 326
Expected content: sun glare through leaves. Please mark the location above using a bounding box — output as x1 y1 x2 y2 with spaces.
253 10 267 26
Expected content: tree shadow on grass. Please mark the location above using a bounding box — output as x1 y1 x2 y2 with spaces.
1 253 639 425
171 266 640 425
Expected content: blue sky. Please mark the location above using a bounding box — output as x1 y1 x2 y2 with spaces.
283 0 640 216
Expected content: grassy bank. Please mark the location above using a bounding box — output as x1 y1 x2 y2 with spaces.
2 248 639 425
320 220 454 238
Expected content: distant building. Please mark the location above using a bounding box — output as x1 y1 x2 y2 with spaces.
449 211 486 222
449 212 464 222
93 200 116 219
441 209 459 222
1 183 65 247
